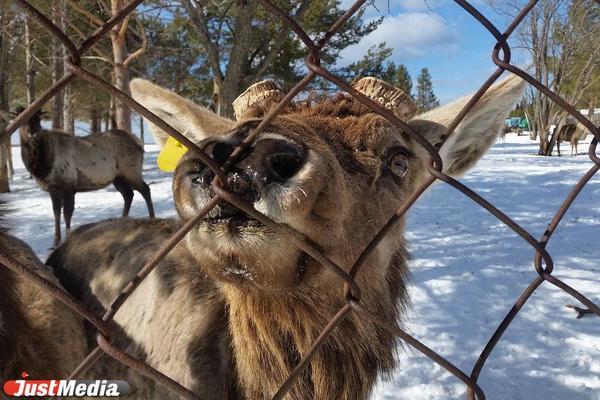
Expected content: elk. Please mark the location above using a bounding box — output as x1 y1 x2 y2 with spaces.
47 74 525 399
556 121 588 156
0 205 86 382
16 108 155 248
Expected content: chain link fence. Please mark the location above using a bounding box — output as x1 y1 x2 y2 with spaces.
1 1 599 399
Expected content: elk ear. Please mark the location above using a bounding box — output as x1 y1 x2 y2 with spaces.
410 74 526 176
130 79 234 148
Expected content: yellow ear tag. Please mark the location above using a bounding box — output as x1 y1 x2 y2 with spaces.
157 136 189 172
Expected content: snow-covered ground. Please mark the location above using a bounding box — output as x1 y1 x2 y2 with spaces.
5 134 599 400
374 135 600 400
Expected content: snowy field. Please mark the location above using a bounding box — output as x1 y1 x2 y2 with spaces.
5 133 599 400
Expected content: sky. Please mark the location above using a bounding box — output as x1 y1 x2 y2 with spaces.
338 0 525 104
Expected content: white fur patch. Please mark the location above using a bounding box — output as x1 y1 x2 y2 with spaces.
254 150 321 226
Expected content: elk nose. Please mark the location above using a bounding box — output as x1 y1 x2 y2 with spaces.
195 137 305 198
243 138 305 184
204 141 235 166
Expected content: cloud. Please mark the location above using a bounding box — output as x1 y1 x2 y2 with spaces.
339 12 459 64
396 0 491 10
397 0 444 11
340 0 442 12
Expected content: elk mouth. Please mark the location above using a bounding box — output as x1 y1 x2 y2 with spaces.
203 202 263 229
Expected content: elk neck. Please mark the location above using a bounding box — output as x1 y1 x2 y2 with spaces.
220 245 410 400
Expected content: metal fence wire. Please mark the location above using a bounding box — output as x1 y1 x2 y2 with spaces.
1 1 599 399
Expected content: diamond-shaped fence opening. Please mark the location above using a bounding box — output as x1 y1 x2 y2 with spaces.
0 1 598 399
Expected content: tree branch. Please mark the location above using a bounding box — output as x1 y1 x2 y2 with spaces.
245 0 310 85
222 0 256 89
181 0 224 84
124 16 147 66
66 0 104 27
118 14 132 37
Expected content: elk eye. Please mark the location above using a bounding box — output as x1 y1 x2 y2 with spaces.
388 152 409 178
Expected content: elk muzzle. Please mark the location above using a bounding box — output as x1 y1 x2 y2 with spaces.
175 135 307 225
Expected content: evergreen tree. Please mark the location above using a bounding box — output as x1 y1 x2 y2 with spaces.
415 68 439 112
174 0 383 116
341 43 392 81
340 43 413 97
393 64 412 98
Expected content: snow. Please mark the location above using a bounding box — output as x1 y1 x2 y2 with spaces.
373 134 600 400
4 133 599 400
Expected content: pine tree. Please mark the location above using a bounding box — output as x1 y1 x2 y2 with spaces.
340 43 413 98
175 0 382 117
340 43 392 83
415 68 439 112
394 64 412 98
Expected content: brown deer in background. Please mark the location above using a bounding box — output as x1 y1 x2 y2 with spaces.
0 204 86 382
16 108 155 247
47 74 525 399
556 121 589 156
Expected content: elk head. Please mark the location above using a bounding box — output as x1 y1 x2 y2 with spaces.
131 75 525 293
13 107 44 141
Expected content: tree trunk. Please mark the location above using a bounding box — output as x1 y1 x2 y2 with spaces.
546 119 564 156
529 120 538 141
0 137 10 193
210 82 220 115
0 8 11 191
537 115 551 155
587 98 596 126
51 3 64 129
63 84 74 135
109 95 117 130
110 0 132 132
534 92 553 155
112 39 131 131
217 82 238 118
25 17 36 104
538 132 548 155
139 114 144 144
90 108 101 133
7 143 13 178
62 0 73 135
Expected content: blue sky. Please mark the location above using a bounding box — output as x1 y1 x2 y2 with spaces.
339 0 523 104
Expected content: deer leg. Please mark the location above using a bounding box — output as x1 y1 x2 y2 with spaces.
63 191 75 237
50 192 62 248
138 182 155 218
114 177 134 218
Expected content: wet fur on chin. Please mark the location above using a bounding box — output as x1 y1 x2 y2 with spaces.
184 224 305 289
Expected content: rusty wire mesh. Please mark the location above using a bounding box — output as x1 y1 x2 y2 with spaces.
1 0 599 399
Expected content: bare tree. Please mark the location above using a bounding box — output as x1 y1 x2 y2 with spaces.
544 0 600 155
110 0 141 131
182 0 261 117
24 15 36 104
51 1 64 130
62 1 74 136
506 0 600 155
67 0 147 132
0 4 16 192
